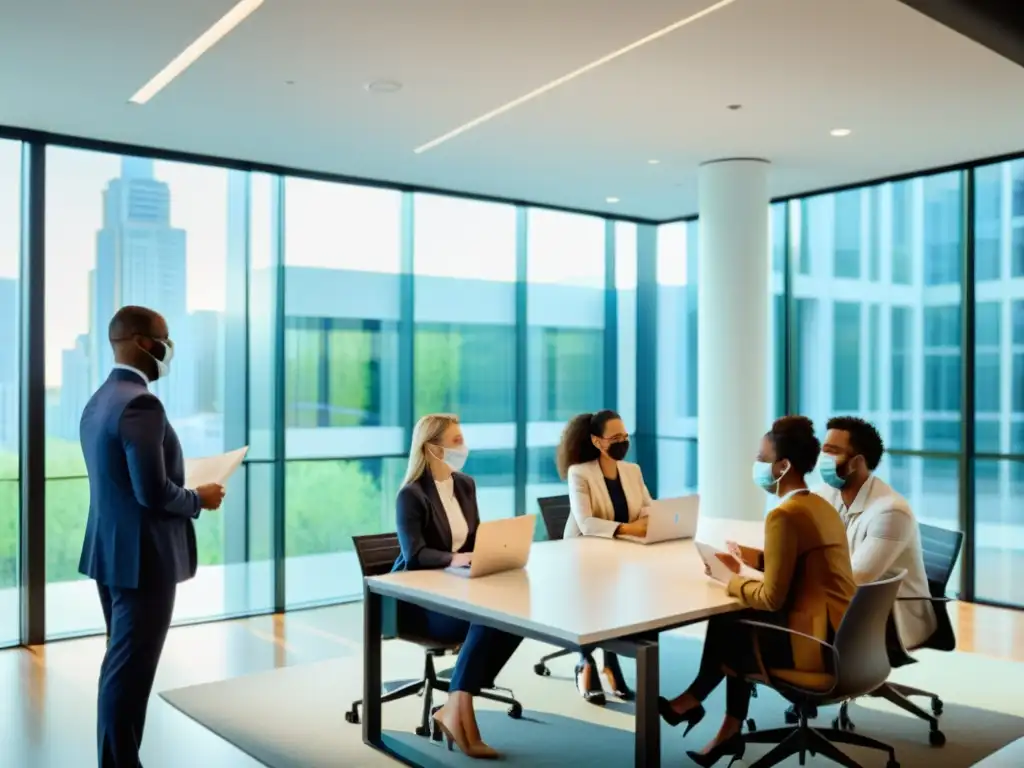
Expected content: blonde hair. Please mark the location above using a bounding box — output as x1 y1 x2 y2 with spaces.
402 413 460 486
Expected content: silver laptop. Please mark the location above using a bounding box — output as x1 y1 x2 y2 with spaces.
618 495 699 544
445 514 537 578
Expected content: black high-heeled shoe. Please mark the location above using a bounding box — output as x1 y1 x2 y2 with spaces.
686 733 745 767
657 696 706 735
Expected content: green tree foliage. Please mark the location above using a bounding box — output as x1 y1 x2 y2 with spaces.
0 441 390 588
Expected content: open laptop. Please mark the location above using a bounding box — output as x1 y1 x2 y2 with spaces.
618 495 699 544
445 514 537 578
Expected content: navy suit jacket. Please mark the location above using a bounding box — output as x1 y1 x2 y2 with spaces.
392 468 480 572
78 368 200 590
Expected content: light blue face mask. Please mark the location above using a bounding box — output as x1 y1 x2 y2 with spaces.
818 453 847 490
752 460 788 494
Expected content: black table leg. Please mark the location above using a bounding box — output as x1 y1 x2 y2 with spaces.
634 638 661 767
362 583 383 746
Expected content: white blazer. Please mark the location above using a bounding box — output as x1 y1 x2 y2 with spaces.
564 460 653 539
815 476 937 650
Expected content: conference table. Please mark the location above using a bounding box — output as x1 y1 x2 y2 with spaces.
361 517 765 767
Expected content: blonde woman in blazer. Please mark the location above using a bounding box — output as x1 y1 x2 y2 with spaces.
556 410 653 705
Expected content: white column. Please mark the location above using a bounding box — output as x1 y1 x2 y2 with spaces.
697 159 771 520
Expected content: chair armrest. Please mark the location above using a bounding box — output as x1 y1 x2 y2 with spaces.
736 619 840 696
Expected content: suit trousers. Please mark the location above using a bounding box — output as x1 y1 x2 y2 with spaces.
96 581 177 768
401 605 522 695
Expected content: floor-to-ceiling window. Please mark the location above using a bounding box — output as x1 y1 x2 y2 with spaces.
43 148 273 638
791 172 965 589
0 140 21 647
413 194 518 521
973 159 1024 607
525 210 606 511
282 178 404 607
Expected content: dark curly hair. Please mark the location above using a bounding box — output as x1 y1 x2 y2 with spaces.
556 410 620 480
826 416 885 470
765 415 820 476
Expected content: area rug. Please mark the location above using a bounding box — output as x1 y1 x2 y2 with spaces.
161 634 1024 767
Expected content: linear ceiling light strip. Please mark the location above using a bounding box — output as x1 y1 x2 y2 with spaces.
413 0 740 154
129 0 265 105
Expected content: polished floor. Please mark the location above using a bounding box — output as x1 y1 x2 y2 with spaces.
1 601 1023 767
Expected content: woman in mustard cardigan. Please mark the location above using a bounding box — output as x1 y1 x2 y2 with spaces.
660 416 857 766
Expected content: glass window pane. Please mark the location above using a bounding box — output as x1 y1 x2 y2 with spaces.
656 221 697 439
616 222 637 430
43 149 271 637
526 209 605 511
285 457 403 607
794 172 964 450
657 438 698 499
413 195 516 427
0 139 20 647
974 459 1024 606
283 178 403 459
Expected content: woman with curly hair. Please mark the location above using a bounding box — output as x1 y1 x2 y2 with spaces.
658 415 857 766
556 409 653 705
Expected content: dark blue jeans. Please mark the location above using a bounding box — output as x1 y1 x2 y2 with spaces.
403 605 523 695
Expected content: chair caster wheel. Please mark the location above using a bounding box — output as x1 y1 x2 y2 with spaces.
929 729 946 747
415 725 430 738
746 718 757 733
931 698 943 716
534 663 550 677
344 709 359 725
886 761 900 768
508 702 523 719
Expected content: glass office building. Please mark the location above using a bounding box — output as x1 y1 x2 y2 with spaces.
1 135 1022 647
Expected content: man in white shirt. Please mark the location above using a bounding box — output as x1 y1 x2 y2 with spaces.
816 416 937 650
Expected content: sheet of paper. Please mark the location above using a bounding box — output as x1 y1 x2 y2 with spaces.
694 540 763 583
185 446 249 488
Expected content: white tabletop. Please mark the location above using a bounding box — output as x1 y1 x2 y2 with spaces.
366 517 766 647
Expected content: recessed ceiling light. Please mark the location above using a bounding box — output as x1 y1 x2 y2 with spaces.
830 128 852 137
366 80 403 94
606 197 620 203
648 159 661 165
413 0 740 154
129 0 264 105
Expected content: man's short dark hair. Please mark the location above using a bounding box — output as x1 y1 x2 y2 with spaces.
108 305 159 343
826 416 885 471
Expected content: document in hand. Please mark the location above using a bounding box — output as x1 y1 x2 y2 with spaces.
185 446 249 489
694 541 763 584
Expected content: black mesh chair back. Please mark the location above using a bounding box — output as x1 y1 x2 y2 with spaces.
831 571 905 700
353 533 401 576
537 495 571 541
918 523 963 652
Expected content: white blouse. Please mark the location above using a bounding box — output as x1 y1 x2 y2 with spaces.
435 476 469 553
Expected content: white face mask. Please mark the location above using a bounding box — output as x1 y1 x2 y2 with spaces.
430 444 469 473
143 339 174 379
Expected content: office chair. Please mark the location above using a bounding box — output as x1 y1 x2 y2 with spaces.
345 533 523 738
734 572 906 768
831 524 963 746
532 495 573 677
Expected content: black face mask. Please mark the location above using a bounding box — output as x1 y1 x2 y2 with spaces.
606 439 630 461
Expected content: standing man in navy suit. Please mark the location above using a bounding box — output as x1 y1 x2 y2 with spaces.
79 305 226 767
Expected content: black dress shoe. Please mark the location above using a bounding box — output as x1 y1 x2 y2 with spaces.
686 733 745 767
657 696 706 735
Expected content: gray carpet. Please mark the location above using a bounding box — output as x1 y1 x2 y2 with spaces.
160 634 1024 767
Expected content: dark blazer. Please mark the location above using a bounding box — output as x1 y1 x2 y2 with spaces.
78 368 201 590
392 468 480 572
